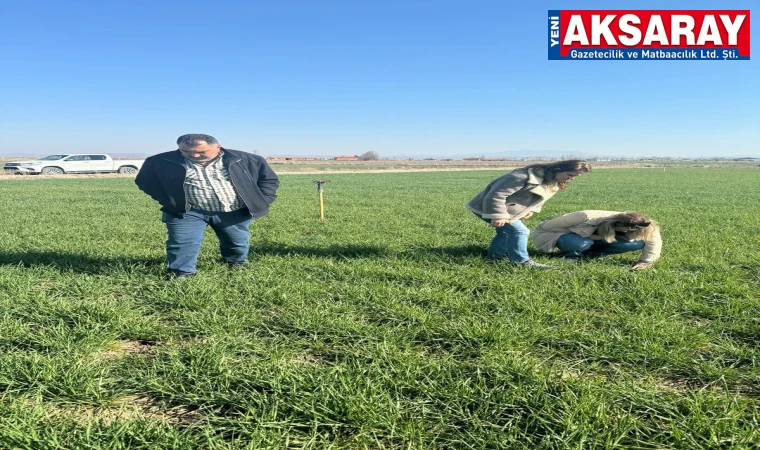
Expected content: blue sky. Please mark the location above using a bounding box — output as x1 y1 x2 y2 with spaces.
0 0 757 158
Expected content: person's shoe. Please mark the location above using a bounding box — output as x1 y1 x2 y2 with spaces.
167 269 195 279
562 256 582 263
225 261 248 270
515 260 556 269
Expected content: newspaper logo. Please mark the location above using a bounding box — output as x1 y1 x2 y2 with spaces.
548 10 750 60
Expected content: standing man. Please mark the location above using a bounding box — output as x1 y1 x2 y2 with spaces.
136 134 279 278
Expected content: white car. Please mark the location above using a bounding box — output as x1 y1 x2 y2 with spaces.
4 154 145 175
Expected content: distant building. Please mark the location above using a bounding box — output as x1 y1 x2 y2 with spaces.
334 155 358 161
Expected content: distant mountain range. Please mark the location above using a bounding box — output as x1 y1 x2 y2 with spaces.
394 150 585 160
1 150 757 160
384 150 759 160
1 153 151 160
108 153 151 159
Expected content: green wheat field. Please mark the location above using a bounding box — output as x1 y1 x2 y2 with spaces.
0 168 758 449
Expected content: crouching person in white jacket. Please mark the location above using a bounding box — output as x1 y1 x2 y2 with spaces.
532 210 662 270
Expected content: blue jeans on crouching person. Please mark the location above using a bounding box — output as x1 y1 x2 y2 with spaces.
555 232 645 260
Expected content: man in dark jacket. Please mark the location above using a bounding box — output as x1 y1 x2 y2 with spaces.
136 134 279 278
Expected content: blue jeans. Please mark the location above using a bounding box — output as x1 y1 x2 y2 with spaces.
480 217 530 263
162 209 253 274
556 232 645 260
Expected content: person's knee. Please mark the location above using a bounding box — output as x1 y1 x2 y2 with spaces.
500 228 529 238
166 238 203 248
557 234 592 252
222 241 249 249
561 242 590 252
217 229 250 243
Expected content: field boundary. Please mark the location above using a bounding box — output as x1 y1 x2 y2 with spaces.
0 165 732 181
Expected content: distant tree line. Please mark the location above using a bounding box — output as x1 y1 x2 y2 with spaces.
357 151 379 161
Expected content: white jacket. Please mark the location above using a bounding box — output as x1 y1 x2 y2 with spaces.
532 210 662 263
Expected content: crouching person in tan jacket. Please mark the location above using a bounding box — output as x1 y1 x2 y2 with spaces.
532 210 662 270
465 160 591 269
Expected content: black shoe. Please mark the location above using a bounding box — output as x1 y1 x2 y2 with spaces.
167 269 195 279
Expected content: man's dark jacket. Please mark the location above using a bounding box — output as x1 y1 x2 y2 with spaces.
135 148 280 219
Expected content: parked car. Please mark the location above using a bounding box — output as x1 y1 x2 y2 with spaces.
4 154 145 175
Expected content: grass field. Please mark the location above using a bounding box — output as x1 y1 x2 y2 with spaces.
0 168 758 449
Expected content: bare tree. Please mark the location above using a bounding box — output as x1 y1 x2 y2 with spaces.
357 151 379 161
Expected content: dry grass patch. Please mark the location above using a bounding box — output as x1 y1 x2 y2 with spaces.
287 352 322 366
101 340 158 359
21 396 204 426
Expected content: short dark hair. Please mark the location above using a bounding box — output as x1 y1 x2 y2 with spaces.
176 134 219 146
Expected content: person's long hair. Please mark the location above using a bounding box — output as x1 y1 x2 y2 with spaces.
521 160 591 190
595 212 659 243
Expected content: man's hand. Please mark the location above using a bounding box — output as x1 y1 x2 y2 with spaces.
632 261 652 270
522 212 534 220
490 219 509 228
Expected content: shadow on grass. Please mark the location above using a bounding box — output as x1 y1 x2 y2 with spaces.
0 244 644 275
0 250 165 275
410 245 562 260
250 243 535 260
249 243 390 259
412 245 487 259
0 244 391 275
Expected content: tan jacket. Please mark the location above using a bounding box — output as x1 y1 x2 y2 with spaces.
465 168 559 221
532 210 662 263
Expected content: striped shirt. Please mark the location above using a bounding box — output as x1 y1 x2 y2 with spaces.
183 151 246 212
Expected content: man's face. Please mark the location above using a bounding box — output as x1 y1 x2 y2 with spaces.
178 141 221 162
